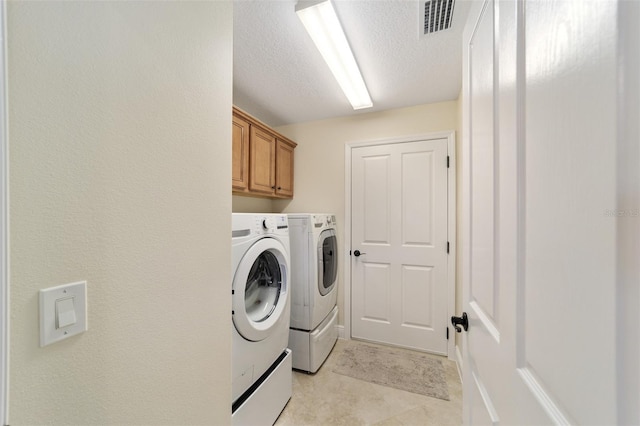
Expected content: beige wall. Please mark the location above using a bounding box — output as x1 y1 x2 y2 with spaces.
274 101 459 327
232 195 274 213
8 2 232 424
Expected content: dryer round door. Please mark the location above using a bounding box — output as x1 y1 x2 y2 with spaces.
233 237 289 342
317 229 338 296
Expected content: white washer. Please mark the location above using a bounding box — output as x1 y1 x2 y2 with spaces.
232 213 292 425
287 213 339 373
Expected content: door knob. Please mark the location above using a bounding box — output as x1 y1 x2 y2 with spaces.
353 250 366 257
451 312 468 332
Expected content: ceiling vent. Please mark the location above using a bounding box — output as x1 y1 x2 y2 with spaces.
422 0 455 35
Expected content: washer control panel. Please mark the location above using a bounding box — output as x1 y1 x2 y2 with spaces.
253 215 288 234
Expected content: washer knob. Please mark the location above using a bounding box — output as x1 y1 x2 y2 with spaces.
262 218 274 230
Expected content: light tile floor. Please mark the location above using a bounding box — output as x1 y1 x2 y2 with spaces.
275 339 462 426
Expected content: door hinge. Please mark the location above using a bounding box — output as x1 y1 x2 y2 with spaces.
447 241 450 254
446 327 449 340
447 156 450 168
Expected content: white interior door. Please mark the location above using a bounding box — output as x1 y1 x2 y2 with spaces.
351 138 448 354
461 1 511 423
461 0 628 424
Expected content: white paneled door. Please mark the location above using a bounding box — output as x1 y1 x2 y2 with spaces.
351 139 448 354
459 0 636 424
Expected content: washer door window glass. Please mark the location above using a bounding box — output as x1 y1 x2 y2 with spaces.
233 237 289 342
245 251 281 322
318 229 337 296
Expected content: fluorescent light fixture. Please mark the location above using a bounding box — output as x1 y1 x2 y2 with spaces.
296 0 373 110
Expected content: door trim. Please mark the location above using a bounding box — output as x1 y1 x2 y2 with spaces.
1 0 8 422
344 131 457 360
617 1 640 422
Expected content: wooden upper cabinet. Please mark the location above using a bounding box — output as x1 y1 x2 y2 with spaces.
275 139 295 197
232 106 297 199
232 115 250 191
249 126 276 195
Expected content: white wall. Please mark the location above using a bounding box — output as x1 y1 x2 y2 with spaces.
274 101 459 327
7 2 232 424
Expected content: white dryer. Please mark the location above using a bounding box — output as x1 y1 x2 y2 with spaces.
231 213 292 426
287 213 339 373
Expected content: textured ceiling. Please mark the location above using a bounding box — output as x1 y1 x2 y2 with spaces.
233 0 471 126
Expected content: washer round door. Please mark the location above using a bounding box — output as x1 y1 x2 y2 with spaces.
233 237 289 342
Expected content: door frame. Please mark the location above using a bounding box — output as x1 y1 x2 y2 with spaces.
0 0 8 422
344 131 457 360
617 0 640 421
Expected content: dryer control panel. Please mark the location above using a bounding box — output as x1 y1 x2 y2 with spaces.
313 214 336 228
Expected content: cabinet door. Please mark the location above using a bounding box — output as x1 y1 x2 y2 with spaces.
249 126 276 195
275 139 294 198
232 115 250 191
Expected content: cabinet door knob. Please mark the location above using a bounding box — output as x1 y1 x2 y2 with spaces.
277 186 282 190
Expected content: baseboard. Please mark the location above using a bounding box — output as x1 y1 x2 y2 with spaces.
455 344 463 384
336 324 345 340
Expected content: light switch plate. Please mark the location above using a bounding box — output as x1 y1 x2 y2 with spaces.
39 281 87 347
